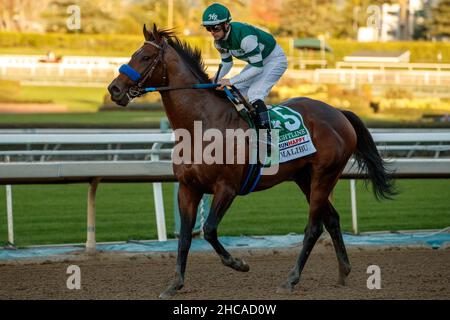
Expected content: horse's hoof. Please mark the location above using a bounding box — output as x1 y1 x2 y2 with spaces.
234 258 250 272
338 275 348 286
338 266 351 286
227 258 250 272
221 257 250 272
159 289 176 299
276 282 294 294
159 278 183 299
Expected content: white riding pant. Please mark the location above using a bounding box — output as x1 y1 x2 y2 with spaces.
234 45 288 103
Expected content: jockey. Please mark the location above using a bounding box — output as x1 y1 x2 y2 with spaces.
202 2 288 131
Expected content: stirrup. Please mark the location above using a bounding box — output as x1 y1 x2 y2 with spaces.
251 99 271 131
259 112 271 131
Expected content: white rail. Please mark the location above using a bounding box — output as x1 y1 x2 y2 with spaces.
0 133 174 144
0 130 449 248
336 61 450 71
3 54 450 88
0 132 175 248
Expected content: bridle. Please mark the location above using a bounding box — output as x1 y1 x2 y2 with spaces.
118 38 212 98
119 40 168 99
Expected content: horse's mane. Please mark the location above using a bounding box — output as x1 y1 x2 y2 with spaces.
155 28 228 100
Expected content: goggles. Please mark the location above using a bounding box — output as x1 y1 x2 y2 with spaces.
205 24 223 32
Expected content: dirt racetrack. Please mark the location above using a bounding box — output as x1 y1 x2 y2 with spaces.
0 243 448 300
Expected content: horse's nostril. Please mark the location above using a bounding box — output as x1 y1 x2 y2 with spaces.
111 85 121 95
108 83 123 98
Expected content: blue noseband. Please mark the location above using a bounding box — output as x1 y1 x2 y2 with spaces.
119 64 141 82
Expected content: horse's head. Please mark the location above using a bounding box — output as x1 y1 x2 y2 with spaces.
108 24 168 106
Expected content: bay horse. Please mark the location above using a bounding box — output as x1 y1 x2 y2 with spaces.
108 24 395 299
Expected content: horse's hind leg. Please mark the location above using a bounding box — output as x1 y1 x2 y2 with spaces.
203 185 249 272
323 202 351 285
294 168 351 285
278 170 339 293
159 183 203 299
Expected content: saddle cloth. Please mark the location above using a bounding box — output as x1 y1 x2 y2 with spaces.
266 104 316 164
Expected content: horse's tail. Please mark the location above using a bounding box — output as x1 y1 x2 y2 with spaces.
340 110 397 200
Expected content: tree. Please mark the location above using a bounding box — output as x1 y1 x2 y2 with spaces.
117 0 210 35
429 0 450 39
42 0 121 34
412 7 429 40
338 0 392 39
247 0 282 33
0 0 50 32
277 0 344 38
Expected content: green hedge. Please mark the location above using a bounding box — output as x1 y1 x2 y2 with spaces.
0 32 143 56
1 31 450 64
0 80 21 102
326 39 450 64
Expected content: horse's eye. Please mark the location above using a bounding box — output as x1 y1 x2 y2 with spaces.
142 56 151 61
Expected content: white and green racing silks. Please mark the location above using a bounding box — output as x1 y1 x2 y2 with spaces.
215 22 276 68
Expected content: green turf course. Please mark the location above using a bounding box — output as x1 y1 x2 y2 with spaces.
17 86 107 112
0 85 169 127
0 179 448 247
3 112 450 129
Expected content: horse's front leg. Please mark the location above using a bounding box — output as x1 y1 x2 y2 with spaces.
159 183 203 299
203 184 249 272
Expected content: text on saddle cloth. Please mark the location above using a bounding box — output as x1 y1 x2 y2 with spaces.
244 105 317 166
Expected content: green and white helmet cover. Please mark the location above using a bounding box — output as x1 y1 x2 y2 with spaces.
202 3 231 26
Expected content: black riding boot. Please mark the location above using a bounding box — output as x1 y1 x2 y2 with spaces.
251 99 271 131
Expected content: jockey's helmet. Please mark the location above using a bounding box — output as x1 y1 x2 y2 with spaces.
202 3 231 26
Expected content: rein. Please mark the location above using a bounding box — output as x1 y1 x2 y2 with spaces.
143 83 219 92
118 40 247 106
119 39 220 99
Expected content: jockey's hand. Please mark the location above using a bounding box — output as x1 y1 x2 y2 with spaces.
216 78 231 90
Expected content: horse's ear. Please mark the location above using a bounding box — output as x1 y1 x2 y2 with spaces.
152 23 162 43
143 24 152 41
